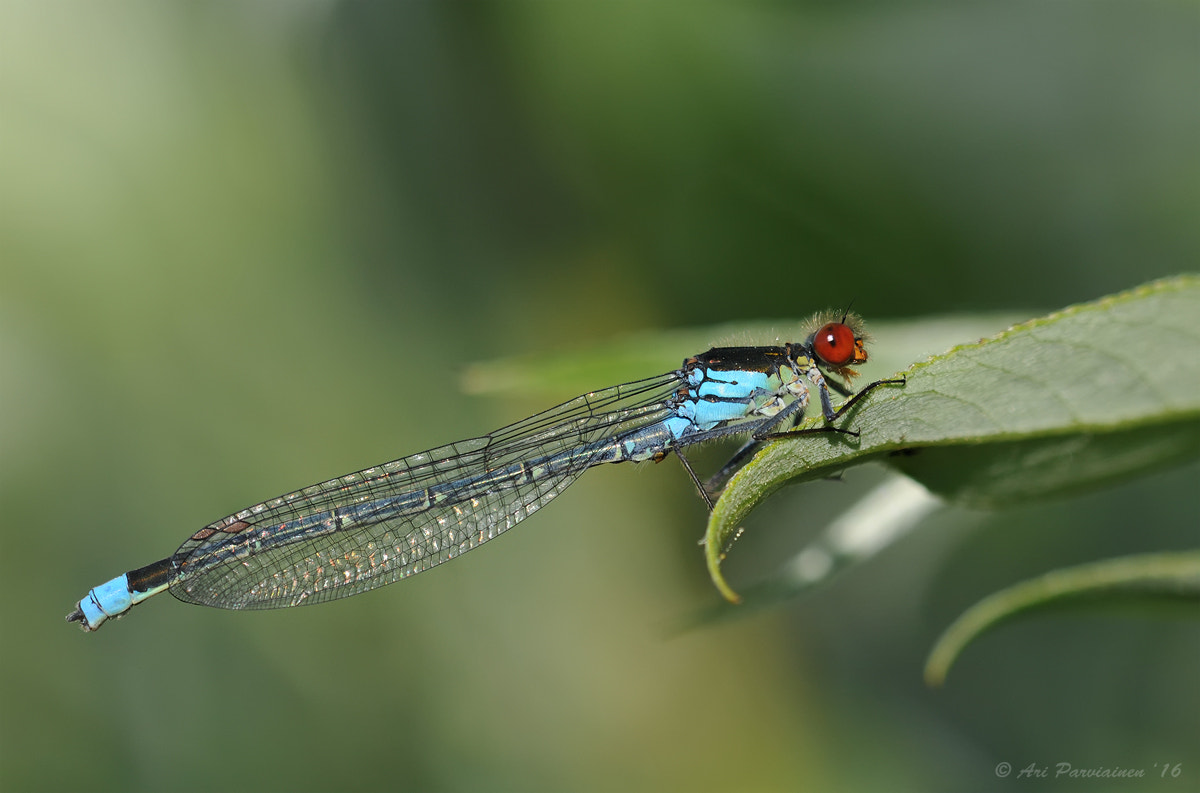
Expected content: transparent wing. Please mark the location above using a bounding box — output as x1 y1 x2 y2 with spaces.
169 371 684 609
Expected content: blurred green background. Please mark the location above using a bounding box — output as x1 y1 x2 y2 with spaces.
3 2 1197 791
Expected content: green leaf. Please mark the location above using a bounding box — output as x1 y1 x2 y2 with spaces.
923 551 1200 687
705 275 1200 601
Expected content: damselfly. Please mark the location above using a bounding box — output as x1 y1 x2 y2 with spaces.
68 312 903 631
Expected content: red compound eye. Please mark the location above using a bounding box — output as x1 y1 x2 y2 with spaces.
813 322 858 367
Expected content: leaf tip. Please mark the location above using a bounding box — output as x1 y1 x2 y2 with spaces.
923 651 953 688
704 539 744 604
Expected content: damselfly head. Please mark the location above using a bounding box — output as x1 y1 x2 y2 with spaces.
805 309 869 376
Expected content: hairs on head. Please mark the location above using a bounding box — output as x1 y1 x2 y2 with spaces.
803 308 868 341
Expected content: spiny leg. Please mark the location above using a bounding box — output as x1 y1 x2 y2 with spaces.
757 375 905 442
704 439 764 494
826 375 906 421
705 395 828 493
682 405 803 507
706 405 808 491
675 449 716 511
